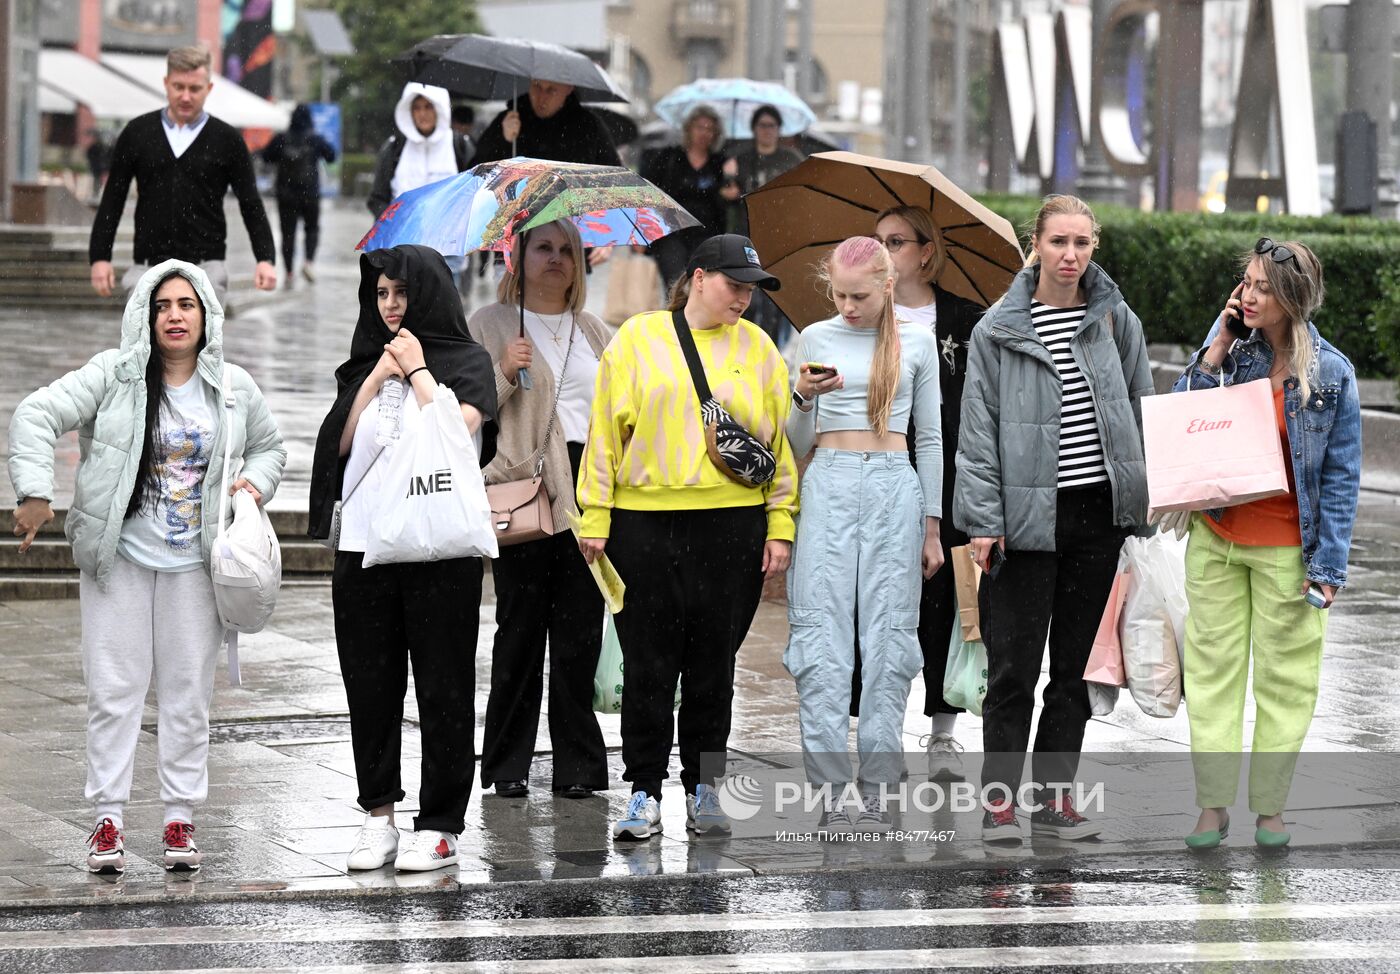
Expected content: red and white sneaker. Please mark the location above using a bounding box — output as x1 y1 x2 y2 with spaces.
86 818 125 874
163 821 203 872
394 830 458 872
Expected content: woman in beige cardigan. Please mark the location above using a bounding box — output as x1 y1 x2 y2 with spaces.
467 219 612 799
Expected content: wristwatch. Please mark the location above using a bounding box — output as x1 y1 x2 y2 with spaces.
791 388 811 408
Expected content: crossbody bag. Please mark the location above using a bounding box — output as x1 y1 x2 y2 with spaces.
670 309 777 488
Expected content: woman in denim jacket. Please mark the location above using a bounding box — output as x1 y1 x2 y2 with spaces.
1173 238 1361 850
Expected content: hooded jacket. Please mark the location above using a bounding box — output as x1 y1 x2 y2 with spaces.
261 104 337 201
952 261 1153 551
367 84 472 218
470 91 621 168
308 245 499 541
7 260 287 590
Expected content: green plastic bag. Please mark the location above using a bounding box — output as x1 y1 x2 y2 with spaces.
942 600 988 716
591 611 682 715
593 611 626 714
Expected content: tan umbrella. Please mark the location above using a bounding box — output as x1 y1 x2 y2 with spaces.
744 151 1025 328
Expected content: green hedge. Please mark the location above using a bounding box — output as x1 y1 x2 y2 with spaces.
340 152 377 197
975 195 1400 378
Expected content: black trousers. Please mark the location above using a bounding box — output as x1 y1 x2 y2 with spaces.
277 194 321 270
481 443 607 790
606 506 767 799
332 552 482 834
979 484 1126 802
848 537 963 718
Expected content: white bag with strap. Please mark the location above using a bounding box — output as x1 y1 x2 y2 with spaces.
210 366 282 685
363 383 498 566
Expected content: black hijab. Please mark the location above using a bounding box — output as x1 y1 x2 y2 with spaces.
308 244 497 540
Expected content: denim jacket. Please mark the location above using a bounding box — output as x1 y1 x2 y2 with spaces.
1172 318 1361 588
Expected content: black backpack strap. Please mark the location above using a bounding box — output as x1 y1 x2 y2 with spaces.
670 309 713 404
453 132 472 171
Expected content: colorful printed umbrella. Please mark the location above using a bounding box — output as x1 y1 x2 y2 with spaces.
654 78 817 139
356 157 699 257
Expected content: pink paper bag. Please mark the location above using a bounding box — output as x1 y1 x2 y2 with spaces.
1142 377 1289 514
1083 569 1129 688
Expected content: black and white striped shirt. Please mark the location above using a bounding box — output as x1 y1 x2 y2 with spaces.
1031 301 1108 488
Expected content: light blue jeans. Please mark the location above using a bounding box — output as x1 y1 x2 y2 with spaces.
784 449 925 790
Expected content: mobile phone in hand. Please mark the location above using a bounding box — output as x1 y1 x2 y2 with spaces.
986 545 1006 580
1304 583 1328 609
805 362 836 377
1224 307 1251 341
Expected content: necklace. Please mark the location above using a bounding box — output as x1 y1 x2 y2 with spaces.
530 308 572 346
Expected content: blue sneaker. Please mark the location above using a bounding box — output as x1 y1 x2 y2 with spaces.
613 791 662 841
686 783 732 836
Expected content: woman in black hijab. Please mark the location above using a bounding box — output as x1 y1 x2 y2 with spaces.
310 244 496 874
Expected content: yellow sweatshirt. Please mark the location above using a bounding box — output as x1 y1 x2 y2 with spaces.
578 310 799 541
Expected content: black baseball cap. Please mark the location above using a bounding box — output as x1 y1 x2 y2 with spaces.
687 234 781 291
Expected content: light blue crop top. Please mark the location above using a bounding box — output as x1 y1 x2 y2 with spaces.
787 316 944 517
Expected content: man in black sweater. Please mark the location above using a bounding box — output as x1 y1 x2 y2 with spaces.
89 45 277 306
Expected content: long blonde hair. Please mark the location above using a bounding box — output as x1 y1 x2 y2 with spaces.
1026 194 1100 267
496 219 588 313
821 236 901 435
875 204 946 283
1246 239 1325 400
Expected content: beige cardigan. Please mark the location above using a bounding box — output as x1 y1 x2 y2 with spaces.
466 302 612 533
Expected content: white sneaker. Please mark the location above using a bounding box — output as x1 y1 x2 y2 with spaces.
302 263 317 283
613 790 663 841
923 731 966 781
346 813 399 870
394 829 458 871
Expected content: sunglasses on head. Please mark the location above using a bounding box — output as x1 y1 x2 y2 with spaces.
1255 237 1299 270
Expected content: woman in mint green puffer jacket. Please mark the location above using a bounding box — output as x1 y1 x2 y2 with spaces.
7 260 285 877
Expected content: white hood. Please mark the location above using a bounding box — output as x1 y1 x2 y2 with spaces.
390 83 460 197
394 82 452 145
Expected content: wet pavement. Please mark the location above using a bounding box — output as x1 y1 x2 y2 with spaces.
1 202 1399 911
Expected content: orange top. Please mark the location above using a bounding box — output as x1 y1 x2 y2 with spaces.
1206 385 1302 548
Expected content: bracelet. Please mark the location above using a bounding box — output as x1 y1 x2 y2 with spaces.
1198 356 1223 376
405 366 430 381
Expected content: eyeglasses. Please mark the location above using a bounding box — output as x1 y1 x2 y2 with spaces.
1255 237 1299 270
874 234 926 253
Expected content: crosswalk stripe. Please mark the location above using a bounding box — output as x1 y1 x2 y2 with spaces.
61 939 1400 974
10 900 1400 951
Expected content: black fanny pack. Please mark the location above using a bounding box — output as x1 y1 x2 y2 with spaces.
671 310 777 488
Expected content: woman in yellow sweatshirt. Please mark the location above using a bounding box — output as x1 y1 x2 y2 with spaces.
578 234 799 842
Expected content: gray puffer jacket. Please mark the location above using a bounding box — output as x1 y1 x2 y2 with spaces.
8 260 286 590
952 261 1152 551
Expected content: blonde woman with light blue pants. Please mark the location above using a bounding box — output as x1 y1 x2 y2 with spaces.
784 236 943 831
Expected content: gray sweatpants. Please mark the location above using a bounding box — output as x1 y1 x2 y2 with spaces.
784 449 925 791
79 554 224 826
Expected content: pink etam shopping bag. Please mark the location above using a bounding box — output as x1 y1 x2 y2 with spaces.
1142 377 1289 515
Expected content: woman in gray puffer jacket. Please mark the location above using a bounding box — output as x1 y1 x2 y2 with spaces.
953 195 1152 847
8 260 285 877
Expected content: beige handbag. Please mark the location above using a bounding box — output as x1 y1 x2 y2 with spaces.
485 318 576 547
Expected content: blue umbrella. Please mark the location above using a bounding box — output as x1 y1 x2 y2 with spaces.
654 78 817 139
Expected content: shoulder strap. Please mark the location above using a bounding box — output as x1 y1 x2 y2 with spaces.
218 365 235 536
670 309 713 404
453 132 471 170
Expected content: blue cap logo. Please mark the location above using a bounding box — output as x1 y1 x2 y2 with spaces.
744 246 760 267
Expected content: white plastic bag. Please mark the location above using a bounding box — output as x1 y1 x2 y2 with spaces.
363 384 498 566
1087 681 1120 717
1119 532 1188 717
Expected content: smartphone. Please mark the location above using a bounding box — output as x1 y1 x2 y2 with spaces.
805 362 837 377
986 545 1006 580
1224 307 1251 341
1304 583 1328 609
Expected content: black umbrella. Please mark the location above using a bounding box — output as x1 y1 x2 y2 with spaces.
397 34 628 104
590 105 641 146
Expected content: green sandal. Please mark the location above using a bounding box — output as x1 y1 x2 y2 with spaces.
1184 815 1230 850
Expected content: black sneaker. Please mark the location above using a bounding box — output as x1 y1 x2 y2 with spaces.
981 801 1022 845
854 794 892 831
1031 795 1102 840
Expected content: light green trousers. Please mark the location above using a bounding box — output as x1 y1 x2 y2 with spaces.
1183 516 1327 815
